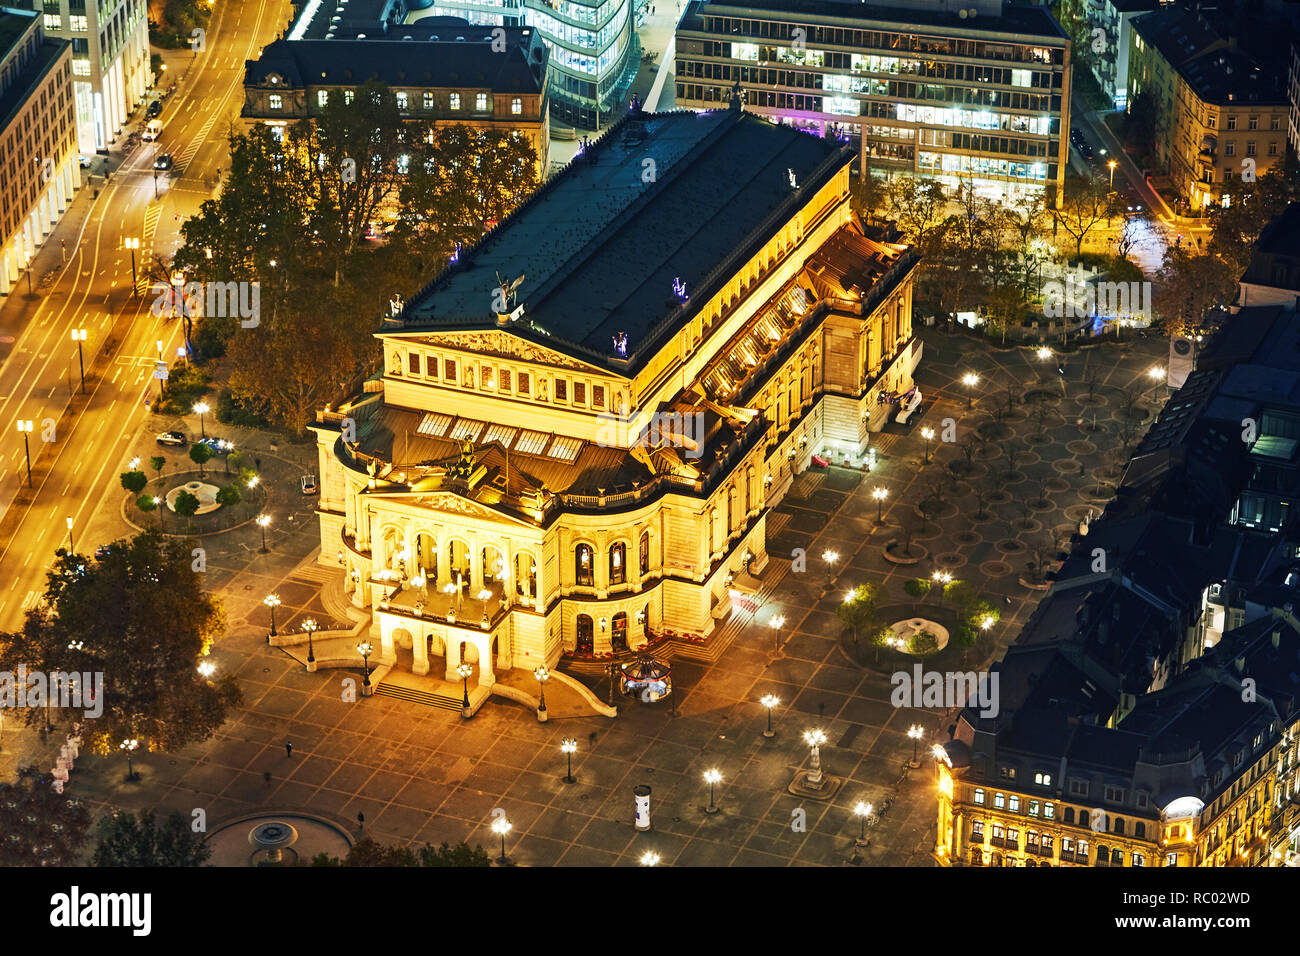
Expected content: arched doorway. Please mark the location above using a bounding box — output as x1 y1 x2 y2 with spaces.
382 526 406 575
514 551 536 600
447 539 471 590
412 532 437 584
612 611 628 653
576 614 594 655
482 544 505 587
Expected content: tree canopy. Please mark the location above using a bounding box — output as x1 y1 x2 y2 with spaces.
93 809 213 867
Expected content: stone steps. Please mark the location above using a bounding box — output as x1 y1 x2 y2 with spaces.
374 681 461 712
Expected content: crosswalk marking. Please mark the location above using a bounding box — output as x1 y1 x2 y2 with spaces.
177 112 220 173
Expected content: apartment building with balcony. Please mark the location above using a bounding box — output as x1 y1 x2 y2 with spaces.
1060 0 1159 109
38 0 148 152
1128 6 1287 213
0 6 79 295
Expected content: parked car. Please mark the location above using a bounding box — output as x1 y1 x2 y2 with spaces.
197 436 235 455
78 155 93 169
895 389 924 426
156 430 187 447
153 153 174 171
146 100 162 119
93 545 116 560
143 119 163 141
300 474 319 495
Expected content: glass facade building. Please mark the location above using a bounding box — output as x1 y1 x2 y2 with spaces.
413 0 635 128
674 0 1071 203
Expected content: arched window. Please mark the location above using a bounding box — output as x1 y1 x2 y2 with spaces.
576 614 594 654
1110 848 1124 866
639 530 650 575
609 542 626 586
1063 808 1075 825
1114 818 1125 836
576 544 593 587
1135 822 1146 839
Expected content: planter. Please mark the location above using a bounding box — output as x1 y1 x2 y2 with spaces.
883 540 926 565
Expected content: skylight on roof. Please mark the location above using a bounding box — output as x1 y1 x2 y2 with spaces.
416 413 452 436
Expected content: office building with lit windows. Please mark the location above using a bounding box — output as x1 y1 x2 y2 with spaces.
309 102 921 707
674 0 1071 203
37 0 148 152
0 6 79 296
282 0 635 130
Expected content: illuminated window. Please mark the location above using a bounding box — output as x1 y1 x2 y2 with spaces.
423 91 434 110
443 359 457 382
593 385 605 408
450 92 460 110
555 379 568 401
1034 772 1052 787
576 544 593 586
609 543 626 585
69 15 87 30
476 92 487 110
344 91 355 105
511 97 522 114
500 369 511 392
1044 802 1055 819
318 90 328 107
1009 795 1020 812
974 788 985 805
396 91 408 111
268 94 282 110
994 792 1005 809
518 373 530 396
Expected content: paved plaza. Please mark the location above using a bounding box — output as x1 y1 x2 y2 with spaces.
0 326 1171 865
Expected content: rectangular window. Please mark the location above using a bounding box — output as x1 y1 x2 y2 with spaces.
1248 116 1258 130
574 382 586 405
396 91 408 111
1029 800 1040 816
476 92 488 110
593 385 605 408
1009 795 1020 812
555 379 567 401
423 91 434 110
1132 853 1145 866
1070 779 1088 796
344 91 355 105
426 355 438 379
974 788 985 805
444 359 457 382
1105 786 1126 803
994 792 1005 809
511 97 522 114
408 352 420 375
1270 141 1279 156
69 14 86 30
1044 802 1055 819
1271 116 1281 131
1034 772 1052 787
518 373 530 396
500 369 512 392
450 92 461 110
268 94 282 110
318 90 329 107
1227 115 1237 130
1246 141 1257 156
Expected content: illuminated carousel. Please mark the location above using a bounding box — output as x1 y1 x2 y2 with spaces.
620 655 672 702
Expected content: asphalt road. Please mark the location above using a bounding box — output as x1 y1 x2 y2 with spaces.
0 0 289 630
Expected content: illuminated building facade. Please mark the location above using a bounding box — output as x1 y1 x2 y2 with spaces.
39 0 149 153
675 0 1071 203
310 102 921 700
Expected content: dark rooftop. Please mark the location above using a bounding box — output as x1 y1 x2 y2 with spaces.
245 31 547 93
0 12 69 139
396 107 855 374
1130 7 1285 105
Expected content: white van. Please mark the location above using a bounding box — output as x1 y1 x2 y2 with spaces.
143 119 163 142
895 388 923 426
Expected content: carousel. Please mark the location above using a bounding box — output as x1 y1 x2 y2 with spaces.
620 655 672 702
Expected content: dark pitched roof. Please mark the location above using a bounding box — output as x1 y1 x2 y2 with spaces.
394 107 857 375
245 32 547 93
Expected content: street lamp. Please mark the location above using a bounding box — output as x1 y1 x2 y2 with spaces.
931 570 952 605
703 768 722 814
561 737 577 783
1108 159 1117 189
193 401 209 439
640 851 660 866
822 549 839 586
1036 346 1052 361
71 329 86 393
302 617 318 664
260 595 278 639
124 237 139 296
534 665 549 720
153 496 163 530
854 800 874 847
16 420 32 487
457 662 474 716
907 724 924 765
768 614 785 653
872 486 888 525
256 513 271 552
491 815 511 865
120 738 140 781
760 693 780 738
65 516 74 553
358 641 373 691
198 660 216 678
803 729 828 787
961 371 979 408
921 426 935 463
1147 365 1164 380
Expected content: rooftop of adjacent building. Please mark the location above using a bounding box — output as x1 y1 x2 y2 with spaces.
394 106 880 374
287 0 404 41
1240 201 1300 291
244 29 548 94
0 10 69 138
680 0 1068 41
1130 6 1287 105
0 6 36 63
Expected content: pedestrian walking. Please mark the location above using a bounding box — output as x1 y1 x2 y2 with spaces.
285 741 293 757
357 811 365 831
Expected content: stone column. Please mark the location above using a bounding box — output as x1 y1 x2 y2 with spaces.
445 636 461 682
412 628 429 676
476 636 495 689
469 536 484 591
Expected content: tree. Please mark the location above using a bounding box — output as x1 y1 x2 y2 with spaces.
884 177 949 252
0 766 92 865
910 630 939 656
309 837 491 866
215 484 241 508
1208 165 1298 276
1153 246 1235 336
189 442 213 477
92 810 212 867
1053 173 1112 257
903 577 932 599
173 490 200 526
837 583 878 653
150 456 167 481
136 494 159 528
0 532 238 755
120 470 147 495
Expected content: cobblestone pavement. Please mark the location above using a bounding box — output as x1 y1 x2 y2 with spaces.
6 328 1170 865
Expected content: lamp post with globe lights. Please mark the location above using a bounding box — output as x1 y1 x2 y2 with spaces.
761 694 780 738
872 486 888 525
921 427 935 463
640 851 661 866
769 614 786 654
561 737 577 783
854 800 874 846
931 570 952 605
534 665 549 721
907 724 924 767
120 738 140 781
302 618 318 666
822 549 839 587
703 769 722 814
264 593 280 639
962 371 979 408
358 642 373 692
256 513 271 553
193 401 209 439
491 815 511 865
458 662 474 717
